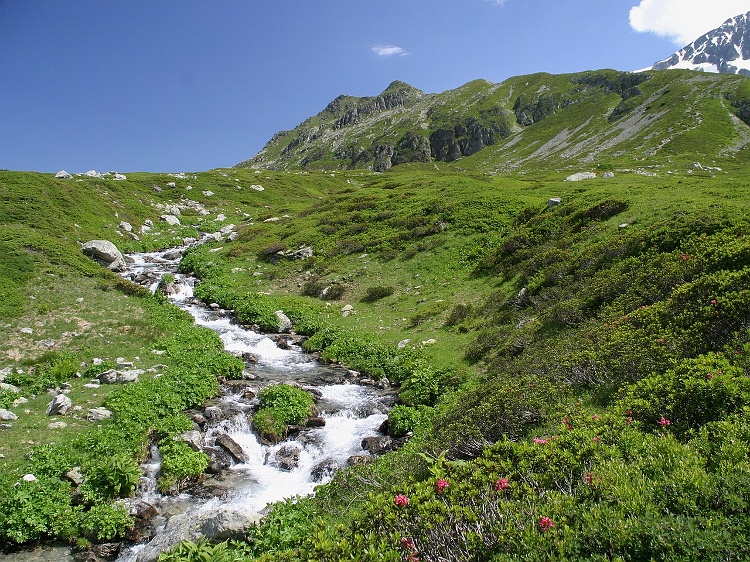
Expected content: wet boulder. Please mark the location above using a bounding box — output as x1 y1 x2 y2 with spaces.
273 445 301 471
311 458 339 482
215 434 248 463
361 436 392 454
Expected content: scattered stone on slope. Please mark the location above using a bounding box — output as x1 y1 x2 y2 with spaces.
275 310 293 333
55 170 73 179
0 409 18 421
87 407 112 422
46 393 72 415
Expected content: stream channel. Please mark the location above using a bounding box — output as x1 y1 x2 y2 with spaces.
1 245 396 562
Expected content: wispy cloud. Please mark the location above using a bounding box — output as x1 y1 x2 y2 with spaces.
484 0 506 5
372 44 408 57
630 0 750 45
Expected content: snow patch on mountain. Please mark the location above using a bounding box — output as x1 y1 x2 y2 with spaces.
648 11 750 75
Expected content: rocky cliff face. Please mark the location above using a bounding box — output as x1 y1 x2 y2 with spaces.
650 11 750 75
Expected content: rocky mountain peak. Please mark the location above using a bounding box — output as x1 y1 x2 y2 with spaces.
650 11 750 75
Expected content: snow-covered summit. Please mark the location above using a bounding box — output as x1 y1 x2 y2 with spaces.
649 11 750 75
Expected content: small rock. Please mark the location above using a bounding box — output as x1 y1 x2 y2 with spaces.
22 474 37 482
0 409 18 421
87 407 112 422
12 397 28 407
55 170 73 179
118 370 142 384
397 339 411 349
64 467 85 486
547 197 562 207
48 421 68 429
20 327 33 334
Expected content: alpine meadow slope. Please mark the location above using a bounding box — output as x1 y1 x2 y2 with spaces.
2 67 750 561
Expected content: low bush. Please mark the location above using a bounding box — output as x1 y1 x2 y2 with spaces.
361 285 394 303
158 440 209 493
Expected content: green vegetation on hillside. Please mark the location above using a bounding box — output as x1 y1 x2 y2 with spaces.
2 68 750 560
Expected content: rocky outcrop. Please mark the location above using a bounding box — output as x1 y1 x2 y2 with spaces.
430 117 510 162
80 240 127 271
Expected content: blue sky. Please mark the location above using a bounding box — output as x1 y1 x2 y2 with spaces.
1 0 748 173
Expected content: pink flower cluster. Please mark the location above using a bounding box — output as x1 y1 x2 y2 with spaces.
435 478 450 493
394 494 409 507
659 416 672 427
400 537 420 561
538 516 554 531
494 477 510 491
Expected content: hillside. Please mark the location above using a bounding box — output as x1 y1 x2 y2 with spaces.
238 69 750 173
2 70 750 561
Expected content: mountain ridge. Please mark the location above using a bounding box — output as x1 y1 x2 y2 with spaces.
237 69 750 173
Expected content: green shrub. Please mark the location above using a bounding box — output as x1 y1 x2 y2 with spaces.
81 455 141 501
252 409 288 443
399 365 440 406
361 285 394 303
158 440 209 493
78 502 134 541
387 405 432 437
0 475 73 544
620 352 750 438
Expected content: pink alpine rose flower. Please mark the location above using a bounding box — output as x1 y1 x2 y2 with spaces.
394 494 409 507
538 516 554 531
435 478 450 493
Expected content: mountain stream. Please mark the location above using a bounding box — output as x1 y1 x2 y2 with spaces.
0 246 395 562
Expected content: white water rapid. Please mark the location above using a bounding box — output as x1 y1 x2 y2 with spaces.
115 247 394 561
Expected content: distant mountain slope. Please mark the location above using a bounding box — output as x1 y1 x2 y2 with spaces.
650 11 750 75
237 69 750 173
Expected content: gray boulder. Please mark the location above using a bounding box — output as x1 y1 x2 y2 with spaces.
0 382 20 393
118 369 142 384
87 407 112 422
179 430 204 452
97 369 118 384
55 170 73 179
81 240 127 271
134 506 261 562
275 310 293 333
0 409 18 421
46 393 72 415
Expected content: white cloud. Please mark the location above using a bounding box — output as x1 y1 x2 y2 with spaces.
372 44 408 57
630 0 750 45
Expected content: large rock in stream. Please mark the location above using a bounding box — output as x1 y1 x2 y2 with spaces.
80 240 127 271
133 505 261 562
